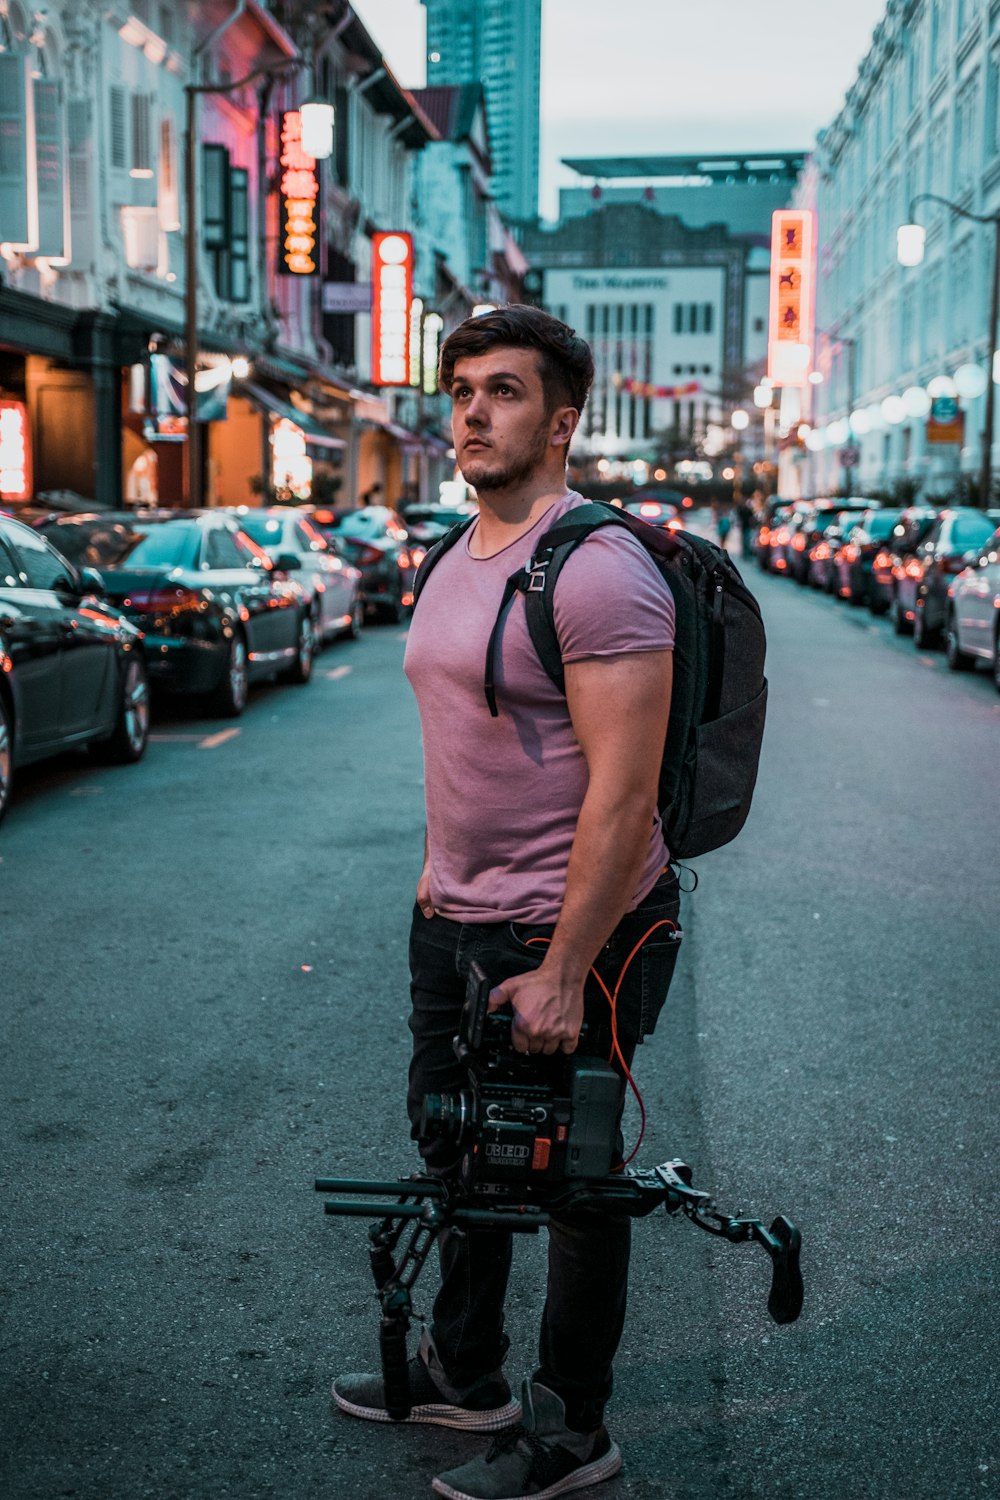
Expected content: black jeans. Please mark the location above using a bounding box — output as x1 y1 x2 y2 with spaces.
406 868 682 1432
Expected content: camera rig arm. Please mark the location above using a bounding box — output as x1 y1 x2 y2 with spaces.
315 1159 802 1421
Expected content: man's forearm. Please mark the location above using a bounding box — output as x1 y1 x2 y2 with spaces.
541 782 659 984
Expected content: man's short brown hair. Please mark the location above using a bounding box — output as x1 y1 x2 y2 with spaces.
438 304 595 418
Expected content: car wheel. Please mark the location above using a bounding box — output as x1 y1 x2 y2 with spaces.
99 652 150 763
0 693 13 823
869 595 889 616
346 594 364 639
913 605 939 650
891 595 911 635
283 612 315 683
944 611 975 672
212 630 249 717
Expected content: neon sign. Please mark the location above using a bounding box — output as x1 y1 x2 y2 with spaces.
278 111 318 276
371 232 413 386
0 401 32 502
767 210 815 387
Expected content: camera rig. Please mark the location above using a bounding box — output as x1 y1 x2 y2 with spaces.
316 965 803 1422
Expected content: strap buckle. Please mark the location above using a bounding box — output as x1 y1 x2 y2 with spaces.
525 558 549 593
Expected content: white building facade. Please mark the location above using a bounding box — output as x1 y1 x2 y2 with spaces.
797 0 1000 500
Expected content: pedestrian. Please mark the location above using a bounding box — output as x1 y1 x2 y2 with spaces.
738 490 761 558
361 481 383 507
715 500 732 552
332 304 682 1500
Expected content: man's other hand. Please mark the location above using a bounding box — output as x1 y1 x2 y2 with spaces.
416 864 435 918
488 967 584 1055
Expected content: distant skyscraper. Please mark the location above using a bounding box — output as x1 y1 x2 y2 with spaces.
421 0 541 224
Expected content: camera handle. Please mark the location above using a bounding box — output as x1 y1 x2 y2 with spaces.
316 1162 802 1421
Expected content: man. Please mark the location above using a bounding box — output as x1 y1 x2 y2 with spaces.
333 306 682 1500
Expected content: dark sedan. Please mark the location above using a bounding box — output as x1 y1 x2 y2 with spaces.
0 514 149 821
312 505 415 620
831 507 901 605
892 507 1000 649
870 507 938 619
37 511 314 715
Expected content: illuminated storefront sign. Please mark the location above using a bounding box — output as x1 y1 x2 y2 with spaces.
278 111 318 276
371 232 413 386
0 400 32 502
767 209 815 387
270 416 312 498
422 312 443 396
409 296 424 387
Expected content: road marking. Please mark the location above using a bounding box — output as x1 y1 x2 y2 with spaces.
325 665 352 680
918 656 939 669
198 728 241 749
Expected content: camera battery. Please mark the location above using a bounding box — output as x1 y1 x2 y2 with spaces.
564 1062 622 1178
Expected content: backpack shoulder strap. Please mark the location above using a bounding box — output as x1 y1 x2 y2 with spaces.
411 514 478 607
520 502 647 697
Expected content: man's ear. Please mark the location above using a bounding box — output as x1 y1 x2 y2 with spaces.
550 406 580 450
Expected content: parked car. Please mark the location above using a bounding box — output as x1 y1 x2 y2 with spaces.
831 507 901 605
891 507 1000 649
0 514 149 821
784 502 846 584
312 505 414 620
228 508 364 645
399 504 479 562
623 497 682 531
758 503 797 573
36 511 314 715
804 507 866 591
869 507 938 618
944 525 1000 688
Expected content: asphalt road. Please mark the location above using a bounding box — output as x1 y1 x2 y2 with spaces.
1 557 997 1500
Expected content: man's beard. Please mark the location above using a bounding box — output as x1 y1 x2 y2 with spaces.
459 421 551 492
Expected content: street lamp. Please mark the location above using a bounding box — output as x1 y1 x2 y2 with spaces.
897 192 1000 507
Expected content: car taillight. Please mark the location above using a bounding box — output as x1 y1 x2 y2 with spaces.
356 545 383 565
123 586 201 613
903 558 923 580
873 550 892 571
410 545 427 567
397 549 412 569
773 527 790 545
792 533 806 551
841 544 860 563
666 518 683 531
639 502 662 518
682 496 694 507
759 526 771 543
812 541 831 561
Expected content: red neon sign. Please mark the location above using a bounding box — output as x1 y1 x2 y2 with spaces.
767 209 815 387
0 400 32 502
371 232 413 387
278 111 318 276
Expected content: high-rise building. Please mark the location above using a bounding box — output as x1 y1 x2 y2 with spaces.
421 0 541 225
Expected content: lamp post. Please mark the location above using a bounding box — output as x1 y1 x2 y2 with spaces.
184 57 305 507
897 192 1000 508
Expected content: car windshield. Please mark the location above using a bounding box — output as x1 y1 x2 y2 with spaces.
238 515 286 549
41 519 201 570
952 513 997 548
336 511 395 540
864 511 903 540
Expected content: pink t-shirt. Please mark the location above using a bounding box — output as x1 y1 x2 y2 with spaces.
404 493 675 923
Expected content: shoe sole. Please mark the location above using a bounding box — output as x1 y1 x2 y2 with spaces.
332 1385 522 1433
431 1440 623 1500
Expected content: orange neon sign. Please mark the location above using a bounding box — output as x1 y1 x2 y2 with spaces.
0 400 32 502
279 112 319 276
767 210 815 387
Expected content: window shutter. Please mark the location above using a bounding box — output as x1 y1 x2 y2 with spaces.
110 84 127 170
68 100 90 217
131 92 152 174
229 166 249 302
34 78 68 259
159 116 179 230
0 51 34 247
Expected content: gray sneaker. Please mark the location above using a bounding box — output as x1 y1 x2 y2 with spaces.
332 1328 521 1433
432 1380 622 1500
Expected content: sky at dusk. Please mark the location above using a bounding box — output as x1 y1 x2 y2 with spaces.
361 0 891 218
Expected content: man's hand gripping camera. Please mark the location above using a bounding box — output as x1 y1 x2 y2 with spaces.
315 962 803 1421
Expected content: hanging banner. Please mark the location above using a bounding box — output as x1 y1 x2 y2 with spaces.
371 231 413 387
150 356 232 426
613 376 701 399
768 209 816 387
278 111 318 276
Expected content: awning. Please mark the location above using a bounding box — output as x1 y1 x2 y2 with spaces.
243 382 345 449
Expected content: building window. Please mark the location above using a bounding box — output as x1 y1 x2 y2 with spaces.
131 92 153 175
110 84 128 170
201 144 250 303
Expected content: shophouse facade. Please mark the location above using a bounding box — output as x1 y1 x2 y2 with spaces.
794 0 1000 500
0 0 514 515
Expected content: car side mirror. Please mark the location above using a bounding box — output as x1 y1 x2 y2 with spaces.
275 551 301 571
78 566 106 598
